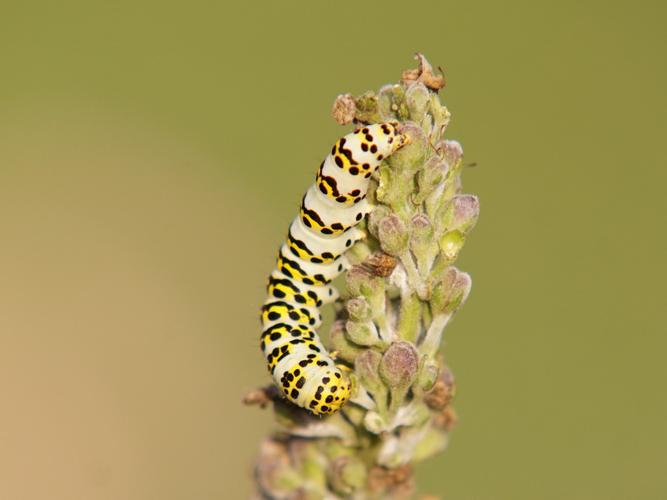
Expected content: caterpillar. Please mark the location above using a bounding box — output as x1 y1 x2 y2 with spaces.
260 122 409 415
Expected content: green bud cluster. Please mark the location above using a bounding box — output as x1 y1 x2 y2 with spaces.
253 54 478 499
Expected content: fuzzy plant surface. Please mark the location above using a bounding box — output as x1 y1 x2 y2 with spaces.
245 54 479 500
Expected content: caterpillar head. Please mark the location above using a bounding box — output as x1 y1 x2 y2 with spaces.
352 122 409 160
384 121 410 154
306 365 352 416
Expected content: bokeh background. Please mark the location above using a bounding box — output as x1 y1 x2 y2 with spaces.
1 1 665 499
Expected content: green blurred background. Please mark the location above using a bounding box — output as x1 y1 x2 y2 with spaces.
1 1 665 498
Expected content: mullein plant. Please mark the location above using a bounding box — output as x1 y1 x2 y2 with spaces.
245 54 479 499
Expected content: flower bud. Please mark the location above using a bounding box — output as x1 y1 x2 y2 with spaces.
415 156 448 205
438 230 465 262
388 85 408 120
367 204 392 238
409 214 436 277
354 91 380 124
377 84 398 120
346 266 383 298
363 411 388 434
374 165 394 205
439 139 464 167
415 357 440 393
405 82 430 122
329 456 367 495
346 319 381 347
355 349 385 397
379 341 419 389
430 267 472 316
452 194 480 233
420 113 434 139
410 214 433 247
329 320 363 363
442 140 463 167
420 269 469 356
388 122 429 171
377 84 407 119
378 214 409 257
437 194 480 235
346 296 372 322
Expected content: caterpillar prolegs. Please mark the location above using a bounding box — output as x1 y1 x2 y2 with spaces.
260 122 409 415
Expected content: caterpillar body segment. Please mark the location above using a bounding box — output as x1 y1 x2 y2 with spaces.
288 218 365 264
268 271 340 306
277 244 349 285
261 122 408 415
261 300 322 329
300 186 373 238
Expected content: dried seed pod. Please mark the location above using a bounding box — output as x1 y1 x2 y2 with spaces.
401 52 446 91
362 252 398 277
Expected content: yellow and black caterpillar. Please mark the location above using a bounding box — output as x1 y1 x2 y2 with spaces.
261 122 408 415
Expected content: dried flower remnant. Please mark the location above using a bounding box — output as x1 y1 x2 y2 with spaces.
401 52 446 91
247 53 478 499
332 93 357 126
